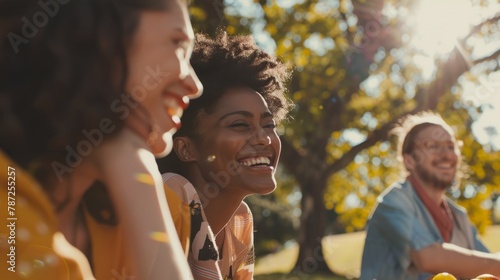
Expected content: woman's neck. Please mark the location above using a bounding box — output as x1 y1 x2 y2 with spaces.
190 175 245 236
53 160 98 253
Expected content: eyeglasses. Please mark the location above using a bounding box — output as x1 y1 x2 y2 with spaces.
413 140 459 154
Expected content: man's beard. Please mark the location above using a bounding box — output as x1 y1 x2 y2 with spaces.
414 164 454 190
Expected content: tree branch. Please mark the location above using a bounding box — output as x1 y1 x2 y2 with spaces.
462 14 500 42
472 48 500 65
325 43 477 175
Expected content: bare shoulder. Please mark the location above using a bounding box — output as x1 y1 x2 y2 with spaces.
235 201 253 217
228 201 254 247
162 172 199 203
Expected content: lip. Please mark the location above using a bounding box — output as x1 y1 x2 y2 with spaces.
433 162 456 175
163 93 188 129
433 160 456 169
242 165 275 173
164 92 189 109
238 160 275 173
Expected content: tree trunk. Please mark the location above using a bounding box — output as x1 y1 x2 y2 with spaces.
290 176 334 276
191 0 226 36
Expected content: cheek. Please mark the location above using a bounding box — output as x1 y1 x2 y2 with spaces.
156 51 182 84
126 67 146 94
127 47 153 90
129 50 180 92
272 134 281 154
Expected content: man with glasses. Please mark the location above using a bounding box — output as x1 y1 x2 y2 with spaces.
360 112 500 280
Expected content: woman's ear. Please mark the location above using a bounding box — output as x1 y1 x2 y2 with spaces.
173 137 197 162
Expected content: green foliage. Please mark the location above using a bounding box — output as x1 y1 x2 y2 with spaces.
326 140 400 232
245 194 298 257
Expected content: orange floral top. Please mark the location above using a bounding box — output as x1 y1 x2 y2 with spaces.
162 173 255 280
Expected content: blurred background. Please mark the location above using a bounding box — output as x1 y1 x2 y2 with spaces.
188 0 500 278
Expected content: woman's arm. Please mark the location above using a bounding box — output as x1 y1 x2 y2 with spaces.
98 128 193 280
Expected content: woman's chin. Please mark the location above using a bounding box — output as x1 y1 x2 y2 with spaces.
255 183 277 195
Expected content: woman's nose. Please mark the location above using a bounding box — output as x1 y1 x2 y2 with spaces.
249 127 271 146
180 65 203 100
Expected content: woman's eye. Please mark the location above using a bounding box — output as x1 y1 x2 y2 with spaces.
173 41 186 52
173 40 190 57
264 122 277 129
229 122 250 128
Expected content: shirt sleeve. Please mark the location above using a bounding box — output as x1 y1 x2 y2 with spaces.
369 184 439 268
162 173 222 280
470 225 490 253
232 202 255 279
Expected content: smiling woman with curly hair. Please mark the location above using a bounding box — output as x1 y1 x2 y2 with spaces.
157 31 293 280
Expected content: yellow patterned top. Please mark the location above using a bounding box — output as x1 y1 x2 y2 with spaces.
0 150 95 280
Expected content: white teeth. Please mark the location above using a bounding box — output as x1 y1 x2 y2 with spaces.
437 163 452 168
240 156 271 166
164 97 183 118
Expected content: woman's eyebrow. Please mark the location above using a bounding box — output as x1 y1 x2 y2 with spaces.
261 111 274 119
219 110 274 121
219 111 253 121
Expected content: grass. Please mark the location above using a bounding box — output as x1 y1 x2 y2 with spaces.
254 273 347 280
254 225 500 280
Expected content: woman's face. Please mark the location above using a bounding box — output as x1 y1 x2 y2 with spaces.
190 87 281 197
126 0 202 157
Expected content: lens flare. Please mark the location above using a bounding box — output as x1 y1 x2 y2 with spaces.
150 231 169 243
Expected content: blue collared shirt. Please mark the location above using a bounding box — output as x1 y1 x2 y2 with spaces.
360 180 489 280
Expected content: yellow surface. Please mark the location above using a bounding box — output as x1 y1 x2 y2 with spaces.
432 272 457 280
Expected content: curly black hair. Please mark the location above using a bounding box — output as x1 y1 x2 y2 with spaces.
180 31 292 136
0 0 173 190
157 31 293 174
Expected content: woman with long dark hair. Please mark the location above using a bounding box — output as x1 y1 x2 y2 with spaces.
0 0 202 279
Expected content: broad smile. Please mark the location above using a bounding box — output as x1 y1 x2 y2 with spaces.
436 163 454 169
433 160 456 174
236 151 277 174
239 156 271 167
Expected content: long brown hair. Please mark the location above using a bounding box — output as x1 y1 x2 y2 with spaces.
0 0 172 190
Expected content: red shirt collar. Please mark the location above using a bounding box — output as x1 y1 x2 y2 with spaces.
408 175 454 242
